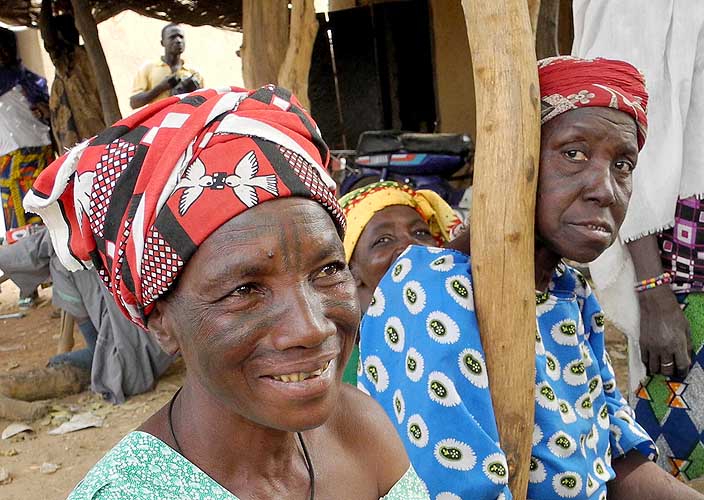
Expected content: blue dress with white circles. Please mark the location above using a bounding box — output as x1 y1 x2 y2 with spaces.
358 245 656 500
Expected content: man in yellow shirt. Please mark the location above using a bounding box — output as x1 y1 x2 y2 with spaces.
129 23 203 109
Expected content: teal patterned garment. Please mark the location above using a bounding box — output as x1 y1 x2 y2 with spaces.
67 431 429 500
358 245 657 500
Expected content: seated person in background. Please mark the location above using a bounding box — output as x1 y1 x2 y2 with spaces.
0 226 172 404
338 180 463 383
358 56 704 499
26 85 429 499
129 23 203 109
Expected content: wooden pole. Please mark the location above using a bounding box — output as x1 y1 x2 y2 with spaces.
277 0 319 110
241 0 289 89
462 0 541 497
69 0 121 125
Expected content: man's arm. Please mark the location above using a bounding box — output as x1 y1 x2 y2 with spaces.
609 451 704 499
129 76 175 109
627 234 692 377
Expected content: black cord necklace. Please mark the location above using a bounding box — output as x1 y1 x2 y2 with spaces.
167 388 315 500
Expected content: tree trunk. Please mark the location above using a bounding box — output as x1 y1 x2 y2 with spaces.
277 0 319 110
241 0 289 89
536 0 561 59
462 0 541 497
69 0 121 125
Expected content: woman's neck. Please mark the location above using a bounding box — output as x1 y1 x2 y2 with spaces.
534 243 561 292
169 378 307 484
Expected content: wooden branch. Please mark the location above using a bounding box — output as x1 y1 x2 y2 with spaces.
69 0 121 125
277 0 319 110
462 0 541 497
536 0 560 59
241 0 289 89
527 0 541 37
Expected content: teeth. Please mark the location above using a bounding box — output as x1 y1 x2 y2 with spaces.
587 224 608 233
271 360 331 383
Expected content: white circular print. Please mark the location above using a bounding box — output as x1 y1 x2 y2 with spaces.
458 348 489 388
482 453 509 485
434 438 476 471
427 371 461 407
529 456 547 484
563 359 588 386
384 316 406 352
558 399 577 424
393 388 405 424
535 381 559 411
444 274 474 310
426 311 461 344
391 257 412 283
544 351 561 381
551 319 579 346
367 288 386 317
363 355 389 393
429 254 455 272
548 430 577 458
405 347 425 382
407 414 430 448
552 471 583 498
403 280 427 315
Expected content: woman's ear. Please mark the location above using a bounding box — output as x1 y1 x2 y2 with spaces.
146 300 181 355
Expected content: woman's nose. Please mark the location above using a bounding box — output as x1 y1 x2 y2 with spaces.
583 161 617 206
271 285 336 351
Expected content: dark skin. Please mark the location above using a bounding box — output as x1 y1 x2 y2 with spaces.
627 235 692 377
144 198 410 499
129 25 185 109
450 107 700 498
349 205 436 311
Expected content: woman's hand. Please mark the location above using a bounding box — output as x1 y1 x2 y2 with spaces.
638 285 692 378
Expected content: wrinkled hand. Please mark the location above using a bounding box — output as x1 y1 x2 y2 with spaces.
638 286 692 378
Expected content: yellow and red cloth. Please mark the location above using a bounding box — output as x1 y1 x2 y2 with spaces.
539 56 649 149
339 180 463 261
24 85 343 328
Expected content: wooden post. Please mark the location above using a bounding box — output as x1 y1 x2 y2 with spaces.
69 0 121 125
462 0 541 497
241 0 289 89
277 0 319 110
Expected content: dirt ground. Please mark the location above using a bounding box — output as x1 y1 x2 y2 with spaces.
0 279 683 499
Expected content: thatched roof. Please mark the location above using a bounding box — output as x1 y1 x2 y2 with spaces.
1 0 243 30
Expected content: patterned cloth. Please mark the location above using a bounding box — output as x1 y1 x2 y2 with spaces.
634 293 704 482
538 56 649 150
339 180 463 261
24 85 342 328
358 245 656 499
0 145 52 230
67 431 429 500
659 197 704 294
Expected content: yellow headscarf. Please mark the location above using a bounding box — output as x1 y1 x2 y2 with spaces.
339 181 463 261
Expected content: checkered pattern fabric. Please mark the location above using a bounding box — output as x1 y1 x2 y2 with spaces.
24 85 343 328
659 197 704 293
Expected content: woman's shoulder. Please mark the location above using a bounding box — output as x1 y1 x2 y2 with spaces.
331 386 412 493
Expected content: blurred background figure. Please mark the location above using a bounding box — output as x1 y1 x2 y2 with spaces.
39 0 106 152
129 23 203 109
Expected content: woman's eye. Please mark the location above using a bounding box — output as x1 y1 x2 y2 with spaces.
315 262 345 279
414 228 433 239
614 160 635 173
231 284 255 297
564 150 588 161
372 236 392 247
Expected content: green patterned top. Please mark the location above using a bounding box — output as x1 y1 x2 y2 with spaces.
68 431 429 499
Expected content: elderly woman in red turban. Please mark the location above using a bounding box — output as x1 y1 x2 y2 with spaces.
357 56 704 499
25 86 429 499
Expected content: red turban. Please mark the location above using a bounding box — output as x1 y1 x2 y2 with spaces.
538 56 649 150
24 86 343 328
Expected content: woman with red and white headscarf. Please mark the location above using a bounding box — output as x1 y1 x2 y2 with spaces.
357 57 703 499
26 86 429 499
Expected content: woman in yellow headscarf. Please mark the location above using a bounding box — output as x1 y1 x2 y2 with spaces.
339 181 463 383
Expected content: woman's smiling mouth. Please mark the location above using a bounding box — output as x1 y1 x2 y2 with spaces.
269 360 332 383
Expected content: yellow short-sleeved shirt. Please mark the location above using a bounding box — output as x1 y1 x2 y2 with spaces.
131 58 203 105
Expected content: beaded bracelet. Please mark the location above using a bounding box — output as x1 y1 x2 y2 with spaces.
634 272 672 292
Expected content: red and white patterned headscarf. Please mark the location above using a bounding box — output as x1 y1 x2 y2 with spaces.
538 56 649 150
24 85 343 328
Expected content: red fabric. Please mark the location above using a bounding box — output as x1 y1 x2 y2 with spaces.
538 56 649 150
25 85 343 328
